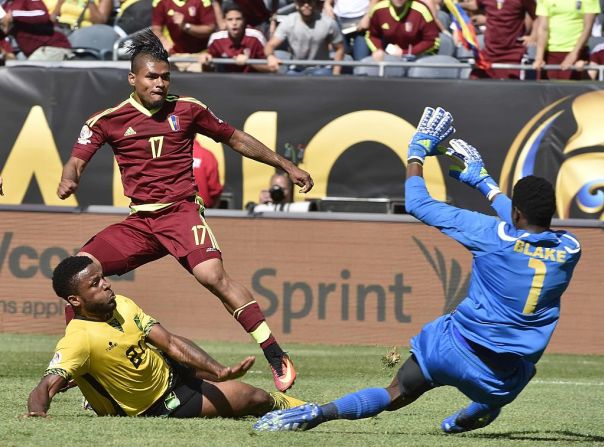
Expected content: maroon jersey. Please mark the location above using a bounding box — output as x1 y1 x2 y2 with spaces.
477 0 535 62
71 94 235 205
152 0 216 53
207 27 266 72
366 0 439 56
2 0 71 56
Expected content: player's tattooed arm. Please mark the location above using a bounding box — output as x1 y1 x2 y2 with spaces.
227 129 314 194
25 374 68 417
147 323 255 382
57 156 88 200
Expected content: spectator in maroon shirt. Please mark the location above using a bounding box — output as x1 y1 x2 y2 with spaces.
1 0 71 59
462 0 536 79
152 0 216 55
199 4 274 72
366 0 440 61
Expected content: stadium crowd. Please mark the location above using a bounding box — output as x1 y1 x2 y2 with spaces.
1 0 603 78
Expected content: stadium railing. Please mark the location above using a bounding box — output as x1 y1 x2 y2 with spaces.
6 57 604 81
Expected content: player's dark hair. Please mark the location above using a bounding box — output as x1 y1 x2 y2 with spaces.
512 175 556 228
52 256 93 300
127 28 169 72
223 3 244 17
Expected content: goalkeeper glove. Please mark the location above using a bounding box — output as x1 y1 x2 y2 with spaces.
408 106 455 164
445 139 501 201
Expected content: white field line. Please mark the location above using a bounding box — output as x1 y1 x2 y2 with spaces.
532 379 604 386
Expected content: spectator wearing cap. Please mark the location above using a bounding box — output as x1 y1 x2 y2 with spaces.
200 4 274 72
365 0 440 61
533 0 600 79
264 0 345 75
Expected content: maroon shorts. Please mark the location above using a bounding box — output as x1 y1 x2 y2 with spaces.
543 49 589 80
81 198 222 276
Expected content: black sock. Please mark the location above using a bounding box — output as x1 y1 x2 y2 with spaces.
263 342 285 375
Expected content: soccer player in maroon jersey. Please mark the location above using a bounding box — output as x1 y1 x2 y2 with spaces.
199 5 274 73
365 0 440 60
56 29 313 392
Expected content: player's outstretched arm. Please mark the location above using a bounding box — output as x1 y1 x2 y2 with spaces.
445 139 501 202
147 324 255 382
227 129 314 193
57 156 88 200
444 139 514 224
25 374 68 418
405 106 459 220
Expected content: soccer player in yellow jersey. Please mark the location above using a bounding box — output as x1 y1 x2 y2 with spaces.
26 256 304 418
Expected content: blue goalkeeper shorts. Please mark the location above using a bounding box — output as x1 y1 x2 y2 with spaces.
410 314 535 408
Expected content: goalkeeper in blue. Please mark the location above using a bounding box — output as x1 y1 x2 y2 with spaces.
254 106 582 434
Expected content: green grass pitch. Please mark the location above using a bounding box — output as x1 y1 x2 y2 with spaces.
1 333 603 447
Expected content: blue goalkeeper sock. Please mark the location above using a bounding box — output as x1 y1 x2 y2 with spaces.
320 388 391 421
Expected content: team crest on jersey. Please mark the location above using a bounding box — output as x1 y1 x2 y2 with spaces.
78 125 93 144
48 352 62 368
404 22 413 33
168 114 180 131
188 6 196 15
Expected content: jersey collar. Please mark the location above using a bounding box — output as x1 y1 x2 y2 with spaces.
129 93 163 117
389 0 411 20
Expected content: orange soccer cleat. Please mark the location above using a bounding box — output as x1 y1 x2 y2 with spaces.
271 353 296 392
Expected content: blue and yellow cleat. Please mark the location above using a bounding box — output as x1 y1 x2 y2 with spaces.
254 403 323 432
441 407 501 434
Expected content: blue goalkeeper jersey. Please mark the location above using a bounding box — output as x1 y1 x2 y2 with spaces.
405 176 581 363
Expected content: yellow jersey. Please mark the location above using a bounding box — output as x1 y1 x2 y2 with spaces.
44 295 172 416
43 0 100 29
